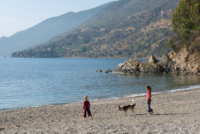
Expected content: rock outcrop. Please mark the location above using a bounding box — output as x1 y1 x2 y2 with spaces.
170 48 200 75
114 49 200 75
149 55 159 64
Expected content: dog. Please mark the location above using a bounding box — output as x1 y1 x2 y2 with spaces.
117 99 136 115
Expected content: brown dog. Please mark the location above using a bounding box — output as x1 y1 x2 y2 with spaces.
117 99 136 115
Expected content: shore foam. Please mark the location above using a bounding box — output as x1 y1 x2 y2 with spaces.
125 84 200 98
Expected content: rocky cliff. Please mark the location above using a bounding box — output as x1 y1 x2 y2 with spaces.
169 48 200 75
113 48 200 75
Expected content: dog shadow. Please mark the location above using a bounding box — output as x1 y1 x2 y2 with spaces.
0 128 5 131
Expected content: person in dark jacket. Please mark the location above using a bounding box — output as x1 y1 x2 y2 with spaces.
82 95 93 120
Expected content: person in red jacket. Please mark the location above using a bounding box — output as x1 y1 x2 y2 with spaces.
82 95 93 120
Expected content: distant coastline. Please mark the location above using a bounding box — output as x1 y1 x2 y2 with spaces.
9 56 152 59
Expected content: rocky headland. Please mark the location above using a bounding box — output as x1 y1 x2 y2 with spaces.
114 48 200 75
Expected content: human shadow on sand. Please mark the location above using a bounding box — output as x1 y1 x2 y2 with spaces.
134 113 188 116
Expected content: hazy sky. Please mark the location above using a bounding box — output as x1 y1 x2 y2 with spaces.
0 0 116 38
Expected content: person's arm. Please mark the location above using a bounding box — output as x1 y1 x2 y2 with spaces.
83 101 85 109
146 92 150 103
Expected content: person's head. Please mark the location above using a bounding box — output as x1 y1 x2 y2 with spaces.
146 86 152 92
84 95 89 101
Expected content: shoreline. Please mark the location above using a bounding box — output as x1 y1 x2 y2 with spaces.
0 88 200 133
1 84 200 112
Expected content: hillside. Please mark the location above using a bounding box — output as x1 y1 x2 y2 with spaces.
12 0 180 58
0 3 110 56
113 0 200 75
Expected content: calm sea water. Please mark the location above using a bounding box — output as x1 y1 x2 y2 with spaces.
0 58 200 110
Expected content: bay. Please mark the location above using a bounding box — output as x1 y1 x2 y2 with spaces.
0 58 200 110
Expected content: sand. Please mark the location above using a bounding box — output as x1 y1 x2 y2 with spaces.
0 89 200 134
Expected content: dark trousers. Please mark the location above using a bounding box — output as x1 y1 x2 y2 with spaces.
147 99 153 112
83 109 92 117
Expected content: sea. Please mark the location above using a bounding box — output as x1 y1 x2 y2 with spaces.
0 58 200 110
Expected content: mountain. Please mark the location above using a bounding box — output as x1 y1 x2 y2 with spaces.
0 3 111 56
12 0 180 58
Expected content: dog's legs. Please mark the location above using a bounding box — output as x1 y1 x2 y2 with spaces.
124 111 126 115
132 109 135 115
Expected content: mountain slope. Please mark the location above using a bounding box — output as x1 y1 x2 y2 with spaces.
0 3 111 56
12 0 180 58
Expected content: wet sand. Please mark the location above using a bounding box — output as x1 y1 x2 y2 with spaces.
0 89 200 133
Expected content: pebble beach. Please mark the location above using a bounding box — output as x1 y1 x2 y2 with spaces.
0 89 200 134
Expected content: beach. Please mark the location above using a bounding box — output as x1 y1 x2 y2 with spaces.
0 89 200 134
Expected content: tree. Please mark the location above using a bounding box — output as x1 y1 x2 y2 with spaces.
166 0 200 51
172 0 200 38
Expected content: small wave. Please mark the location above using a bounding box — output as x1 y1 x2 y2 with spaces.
167 85 200 93
50 85 200 104
125 93 147 98
90 85 200 101
124 85 200 98
93 97 119 102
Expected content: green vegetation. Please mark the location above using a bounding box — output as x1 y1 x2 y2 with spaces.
166 0 200 53
12 0 180 58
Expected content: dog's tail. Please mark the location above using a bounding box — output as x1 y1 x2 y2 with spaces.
132 99 136 105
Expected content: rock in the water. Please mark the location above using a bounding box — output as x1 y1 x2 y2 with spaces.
94 70 98 72
99 70 102 72
149 55 159 63
114 57 165 74
113 59 141 74
107 69 112 72
105 69 112 73
160 54 170 65
149 67 159 73
160 54 175 71
191 65 200 74
113 48 200 75
114 63 124 72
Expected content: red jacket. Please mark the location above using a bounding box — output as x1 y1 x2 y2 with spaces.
83 101 90 110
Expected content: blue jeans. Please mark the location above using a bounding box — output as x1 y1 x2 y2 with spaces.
147 99 153 112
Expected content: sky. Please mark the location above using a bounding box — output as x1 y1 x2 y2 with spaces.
0 0 116 38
